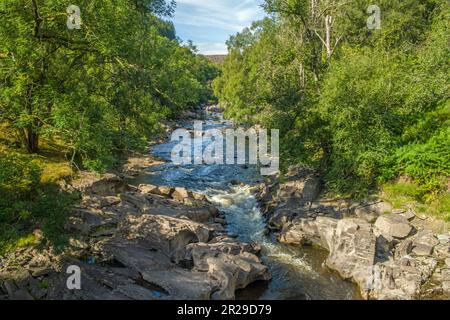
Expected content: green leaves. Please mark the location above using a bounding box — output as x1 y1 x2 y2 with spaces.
1 0 218 169
215 0 449 197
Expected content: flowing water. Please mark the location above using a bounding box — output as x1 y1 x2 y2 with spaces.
131 113 360 300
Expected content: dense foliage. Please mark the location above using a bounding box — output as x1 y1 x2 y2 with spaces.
0 1 219 253
214 0 449 198
0 0 218 171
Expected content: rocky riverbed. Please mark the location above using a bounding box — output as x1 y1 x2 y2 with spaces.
256 165 450 300
0 171 270 300
1 109 448 300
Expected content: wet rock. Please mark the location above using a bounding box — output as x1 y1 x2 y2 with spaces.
268 209 295 230
326 219 376 280
187 243 270 299
192 192 207 202
214 218 227 225
374 214 413 239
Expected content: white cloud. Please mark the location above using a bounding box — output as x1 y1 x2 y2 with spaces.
173 0 266 54
195 42 228 55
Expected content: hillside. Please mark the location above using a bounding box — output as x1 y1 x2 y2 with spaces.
204 54 227 65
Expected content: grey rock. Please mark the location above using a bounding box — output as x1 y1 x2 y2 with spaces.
171 187 192 203
90 173 129 196
400 209 416 221
354 207 379 223
445 258 450 267
138 184 159 195
443 281 450 293
158 186 174 197
437 234 450 243
117 214 210 262
326 219 376 280
395 240 413 259
412 243 434 256
120 193 152 214
374 214 413 239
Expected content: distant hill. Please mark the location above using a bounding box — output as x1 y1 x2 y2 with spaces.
203 55 227 65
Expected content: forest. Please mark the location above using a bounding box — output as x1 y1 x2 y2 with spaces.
0 0 219 252
213 0 449 216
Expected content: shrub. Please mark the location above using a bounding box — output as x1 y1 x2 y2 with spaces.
0 153 42 223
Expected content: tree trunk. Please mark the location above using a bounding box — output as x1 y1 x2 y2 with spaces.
325 15 332 61
25 126 39 154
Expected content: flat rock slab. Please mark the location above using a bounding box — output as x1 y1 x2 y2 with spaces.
326 219 376 280
375 214 413 239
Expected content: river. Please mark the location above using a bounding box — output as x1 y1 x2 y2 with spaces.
131 111 360 300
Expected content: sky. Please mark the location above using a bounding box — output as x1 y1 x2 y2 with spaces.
172 0 266 55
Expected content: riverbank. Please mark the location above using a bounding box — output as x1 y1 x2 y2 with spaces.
1 108 448 300
0 109 272 300
255 165 450 299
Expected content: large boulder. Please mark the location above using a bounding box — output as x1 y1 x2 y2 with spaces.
187 243 271 299
279 216 337 251
117 214 210 262
375 214 413 239
326 219 377 280
120 193 152 214
171 187 192 203
279 218 319 246
85 173 129 196
411 231 439 257
354 257 438 300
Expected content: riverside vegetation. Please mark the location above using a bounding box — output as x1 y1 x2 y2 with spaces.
213 0 449 218
0 0 219 253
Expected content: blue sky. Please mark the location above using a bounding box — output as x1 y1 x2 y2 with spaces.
172 0 266 55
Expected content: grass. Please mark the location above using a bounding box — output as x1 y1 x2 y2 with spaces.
381 181 450 222
0 123 78 256
0 123 73 183
0 229 38 255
